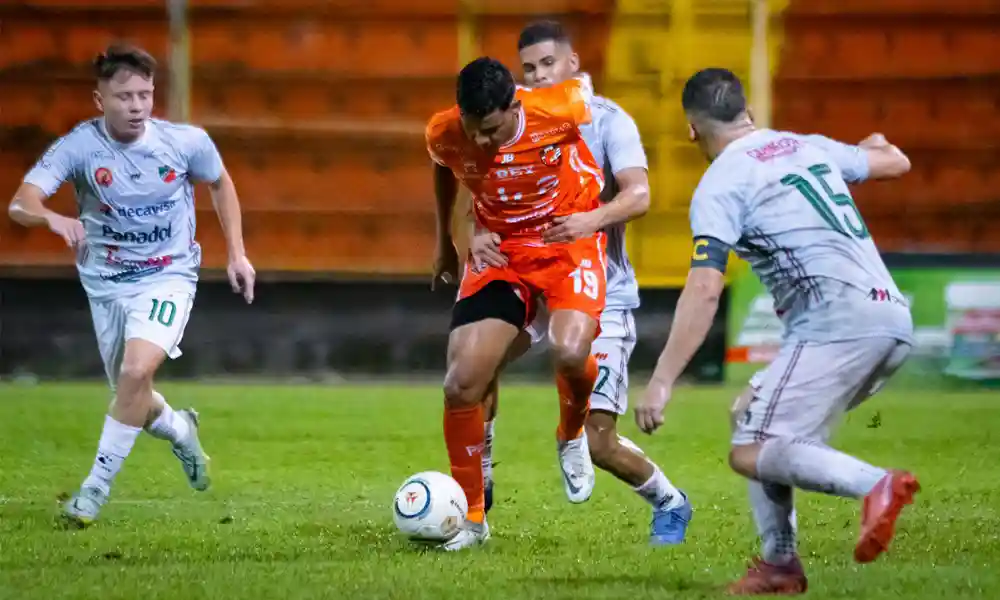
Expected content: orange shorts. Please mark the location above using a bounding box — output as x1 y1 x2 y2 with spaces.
458 233 607 328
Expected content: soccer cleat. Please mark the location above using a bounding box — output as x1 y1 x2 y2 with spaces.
441 519 490 552
60 486 107 529
727 556 808 596
171 408 211 492
650 491 693 545
557 431 595 504
854 469 920 563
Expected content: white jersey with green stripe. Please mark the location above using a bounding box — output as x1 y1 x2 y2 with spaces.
689 128 913 344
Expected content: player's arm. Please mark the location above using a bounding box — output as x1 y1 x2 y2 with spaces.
857 133 910 180
543 109 649 243
637 179 744 433
8 137 85 246
806 133 910 183
648 239 729 387
592 108 651 226
189 128 255 303
434 162 459 248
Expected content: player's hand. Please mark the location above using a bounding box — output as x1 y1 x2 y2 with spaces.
542 210 602 244
45 213 85 248
227 254 256 304
635 378 673 434
470 230 506 269
432 239 459 290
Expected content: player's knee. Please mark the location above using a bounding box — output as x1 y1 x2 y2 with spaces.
550 339 591 375
443 364 486 408
116 360 156 393
728 443 761 478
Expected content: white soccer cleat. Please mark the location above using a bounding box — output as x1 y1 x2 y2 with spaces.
441 519 490 552
558 431 595 504
61 486 107 529
171 408 211 491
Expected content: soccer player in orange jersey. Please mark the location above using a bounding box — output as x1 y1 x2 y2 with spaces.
427 57 606 550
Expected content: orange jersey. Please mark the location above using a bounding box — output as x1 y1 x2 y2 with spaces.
426 76 605 240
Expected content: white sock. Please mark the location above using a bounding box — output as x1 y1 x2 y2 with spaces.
146 399 191 444
82 416 142 496
749 480 798 565
757 437 887 498
482 419 495 482
634 465 683 509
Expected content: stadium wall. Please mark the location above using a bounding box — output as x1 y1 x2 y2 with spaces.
0 276 727 384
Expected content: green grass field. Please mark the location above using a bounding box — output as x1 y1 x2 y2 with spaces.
0 382 997 599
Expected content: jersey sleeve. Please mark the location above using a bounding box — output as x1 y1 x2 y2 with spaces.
563 74 594 128
23 134 80 197
602 107 647 174
803 134 870 183
425 111 455 167
183 127 224 183
689 168 747 248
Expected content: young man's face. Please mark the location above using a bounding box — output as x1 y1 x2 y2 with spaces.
520 40 579 88
94 69 154 141
461 101 522 152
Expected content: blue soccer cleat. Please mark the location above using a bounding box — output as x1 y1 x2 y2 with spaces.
650 491 693 546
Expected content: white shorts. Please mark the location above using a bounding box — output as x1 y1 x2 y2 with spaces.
89 283 196 388
527 306 637 416
734 337 911 446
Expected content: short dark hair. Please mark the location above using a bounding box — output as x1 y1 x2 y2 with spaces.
681 68 747 124
457 57 516 118
518 20 570 50
93 43 157 81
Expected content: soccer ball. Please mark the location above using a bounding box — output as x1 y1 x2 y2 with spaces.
392 471 468 543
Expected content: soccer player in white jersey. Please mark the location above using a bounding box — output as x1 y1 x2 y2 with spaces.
468 21 692 544
636 68 918 594
7 44 255 528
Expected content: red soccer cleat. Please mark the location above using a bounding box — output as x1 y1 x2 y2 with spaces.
854 469 920 564
726 556 808 596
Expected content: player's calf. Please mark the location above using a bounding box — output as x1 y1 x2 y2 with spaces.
587 412 691 544
442 316 521 528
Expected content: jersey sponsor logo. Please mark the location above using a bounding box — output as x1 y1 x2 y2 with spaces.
95 167 113 187
501 153 515 164
158 165 178 183
101 200 177 219
492 165 535 180
747 138 801 162
540 145 562 166
529 122 572 143
101 223 172 244
99 247 175 283
868 287 908 307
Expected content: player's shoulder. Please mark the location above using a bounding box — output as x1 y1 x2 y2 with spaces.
148 118 212 144
53 118 103 148
425 106 462 141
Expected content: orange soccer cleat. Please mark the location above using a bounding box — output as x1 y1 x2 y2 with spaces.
854 469 920 563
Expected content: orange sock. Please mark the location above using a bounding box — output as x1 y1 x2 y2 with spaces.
443 404 486 523
556 355 597 442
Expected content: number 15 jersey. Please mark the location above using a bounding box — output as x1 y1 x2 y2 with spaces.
690 128 912 344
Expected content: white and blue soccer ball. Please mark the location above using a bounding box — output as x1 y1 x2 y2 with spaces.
392 471 468 543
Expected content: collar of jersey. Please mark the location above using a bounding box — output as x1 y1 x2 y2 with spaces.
99 117 151 147
499 106 526 150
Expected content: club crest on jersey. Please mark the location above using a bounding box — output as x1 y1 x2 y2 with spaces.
95 167 113 187
158 165 177 183
540 145 562 167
